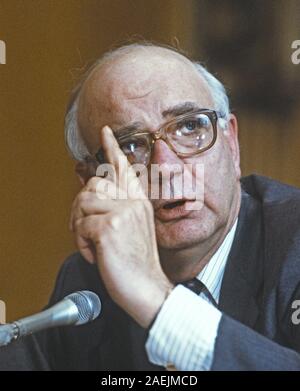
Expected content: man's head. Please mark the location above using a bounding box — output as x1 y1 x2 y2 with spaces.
65 43 241 262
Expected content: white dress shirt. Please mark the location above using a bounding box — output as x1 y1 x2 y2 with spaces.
146 219 238 371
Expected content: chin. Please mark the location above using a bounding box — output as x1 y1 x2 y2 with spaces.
155 217 215 250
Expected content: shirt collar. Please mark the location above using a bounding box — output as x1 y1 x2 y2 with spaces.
196 219 238 304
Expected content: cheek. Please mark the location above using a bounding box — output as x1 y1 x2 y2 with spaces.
154 208 222 249
186 142 237 209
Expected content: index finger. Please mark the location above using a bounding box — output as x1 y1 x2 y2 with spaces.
99 125 139 187
100 125 128 168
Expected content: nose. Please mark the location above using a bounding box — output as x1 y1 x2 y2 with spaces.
148 140 185 200
150 139 183 166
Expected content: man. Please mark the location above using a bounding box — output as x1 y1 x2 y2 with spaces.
1 42 300 370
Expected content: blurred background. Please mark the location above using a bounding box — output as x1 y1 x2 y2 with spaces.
0 0 299 320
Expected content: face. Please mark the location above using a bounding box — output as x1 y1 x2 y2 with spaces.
77 48 241 253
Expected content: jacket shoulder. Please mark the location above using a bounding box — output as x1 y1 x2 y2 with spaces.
242 175 300 312
241 174 300 204
241 174 300 241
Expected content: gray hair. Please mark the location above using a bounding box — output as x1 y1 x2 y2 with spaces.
64 43 230 162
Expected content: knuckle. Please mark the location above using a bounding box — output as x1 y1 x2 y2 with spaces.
86 176 100 189
72 191 90 211
73 218 82 233
106 213 118 227
77 191 90 203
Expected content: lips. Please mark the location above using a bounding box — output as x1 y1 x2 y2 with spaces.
155 199 195 222
163 200 186 209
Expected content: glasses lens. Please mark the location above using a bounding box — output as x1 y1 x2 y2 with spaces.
167 113 214 154
119 134 151 165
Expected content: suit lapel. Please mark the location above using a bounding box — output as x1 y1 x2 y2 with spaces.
219 190 264 329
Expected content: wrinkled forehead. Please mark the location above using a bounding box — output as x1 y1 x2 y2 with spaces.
82 48 212 103
77 48 214 150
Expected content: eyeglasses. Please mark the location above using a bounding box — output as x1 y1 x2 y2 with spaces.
95 109 225 166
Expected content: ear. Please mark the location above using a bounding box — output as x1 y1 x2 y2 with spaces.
75 161 96 186
223 113 241 179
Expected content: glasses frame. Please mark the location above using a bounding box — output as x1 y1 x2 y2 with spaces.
95 109 225 165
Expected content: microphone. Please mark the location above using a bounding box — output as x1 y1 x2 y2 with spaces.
0 290 101 347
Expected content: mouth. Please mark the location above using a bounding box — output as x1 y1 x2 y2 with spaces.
155 199 195 222
162 200 186 210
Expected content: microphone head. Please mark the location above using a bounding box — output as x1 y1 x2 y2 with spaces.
65 291 101 325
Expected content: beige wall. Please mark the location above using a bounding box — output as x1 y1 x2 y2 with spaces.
0 0 299 321
240 111 300 185
0 0 199 321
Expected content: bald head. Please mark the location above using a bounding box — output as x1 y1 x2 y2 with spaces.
77 45 215 154
65 43 230 161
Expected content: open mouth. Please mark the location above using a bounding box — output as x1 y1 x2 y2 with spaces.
156 199 194 222
163 200 186 209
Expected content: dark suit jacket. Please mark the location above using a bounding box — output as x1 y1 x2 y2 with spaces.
1 174 300 370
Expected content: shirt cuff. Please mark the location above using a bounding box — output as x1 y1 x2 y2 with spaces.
145 284 222 371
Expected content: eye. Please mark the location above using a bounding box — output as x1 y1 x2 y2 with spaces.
119 138 147 155
179 120 197 134
120 140 137 155
120 140 137 154
175 116 210 136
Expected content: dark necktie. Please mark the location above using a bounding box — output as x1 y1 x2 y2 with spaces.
181 278 218 307
181 278 206 295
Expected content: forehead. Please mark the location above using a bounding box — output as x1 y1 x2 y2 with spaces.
85 51 211 104
78 48 214 148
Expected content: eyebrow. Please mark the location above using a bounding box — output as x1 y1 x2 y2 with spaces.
113 122 145 137
162 102 203 117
